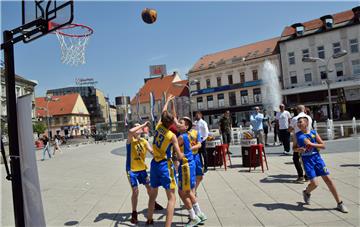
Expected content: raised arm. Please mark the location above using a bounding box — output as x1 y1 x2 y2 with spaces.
171 98 181 127
171 134 184 160
157 94 176 125
127 121 150 142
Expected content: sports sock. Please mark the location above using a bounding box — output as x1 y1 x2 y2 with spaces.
188 208 196 219
193 202 202 215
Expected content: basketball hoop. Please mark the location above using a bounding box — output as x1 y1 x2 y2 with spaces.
49 22 93 66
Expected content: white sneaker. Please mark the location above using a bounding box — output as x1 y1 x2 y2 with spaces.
197 212 207 222
337 201 349 213
185 215 201 227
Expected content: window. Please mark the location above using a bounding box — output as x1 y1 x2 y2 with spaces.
240 72 245 83
217 77 222 87
335 63 344 77
1 85 5 97
304 68 312 82
63 117 68 123
207 95 214 108
302 49 309 59
229 92 236 106
290 71 297 84
333 42 341 54
15 86 21 97
352 60 360 75
228 75 233 85
253 88 261 103
196 82 200 90
217 94 224 107
252 70 258 81
319 66 327 79
350 39 359 53
55 117 60 125
206 79 211 88
197 97 204 109
317 46 325 59
240 90 248 104
143 106 146 114
288 52 295 65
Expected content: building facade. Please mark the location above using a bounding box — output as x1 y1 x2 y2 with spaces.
35 94 90 137
130 73 190 123
1 68 38 134
47 86 109 128
279 7 360 120
188 37 280 128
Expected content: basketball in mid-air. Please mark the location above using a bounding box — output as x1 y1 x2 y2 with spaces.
141 8 157 24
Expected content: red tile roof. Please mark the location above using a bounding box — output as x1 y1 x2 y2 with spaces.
189 37 280 73
281 9 355 38
35 93 88 117
131 75 189 104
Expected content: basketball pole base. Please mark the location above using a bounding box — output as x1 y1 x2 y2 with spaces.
3 30 25 227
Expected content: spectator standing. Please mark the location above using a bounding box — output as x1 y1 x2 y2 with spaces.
194 111 209 173
219 111 232 153
250 107 264 144
276 104 292 155
41 135 51 161
262 110 271 146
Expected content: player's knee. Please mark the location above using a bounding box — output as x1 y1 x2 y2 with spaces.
132 187 139 195
311 180 319 188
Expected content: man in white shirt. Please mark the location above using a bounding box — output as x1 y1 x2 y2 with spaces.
289 105 312 182
275 104 292 155
194 111 209 172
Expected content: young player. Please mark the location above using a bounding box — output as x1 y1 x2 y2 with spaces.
146 94 184 227
188 127 203 194
177 117 207 227
296 116 349 213
126 122 164 224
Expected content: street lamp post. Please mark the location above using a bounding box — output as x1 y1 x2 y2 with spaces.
43 96 60 145
302 50 347 120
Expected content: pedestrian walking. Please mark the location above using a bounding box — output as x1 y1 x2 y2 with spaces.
250 106 264 144
219 110 232 154
276 104 292 155
296 116 349 213
53 135 62 155
41 135 51 161
194 111 209 173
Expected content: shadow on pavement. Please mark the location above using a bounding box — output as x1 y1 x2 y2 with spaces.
94 208 186 227
340 164 360 168
260 174 300 184
253 202 334 212
64 220 79 226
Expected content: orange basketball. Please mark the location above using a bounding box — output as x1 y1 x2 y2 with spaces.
141 8 157 24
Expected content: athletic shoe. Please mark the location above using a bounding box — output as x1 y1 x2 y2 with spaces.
197 212 207 223
337 201 349 213
303 190 311 204
130 211 138 224
145 219 154 226
185 215 201 227
154 201 164 210
295 177 305 183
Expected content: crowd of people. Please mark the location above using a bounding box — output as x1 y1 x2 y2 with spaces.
124 97 348 227
39 134 63 161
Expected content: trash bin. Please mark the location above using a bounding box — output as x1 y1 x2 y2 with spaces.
206 140 222 167
241 139 258 167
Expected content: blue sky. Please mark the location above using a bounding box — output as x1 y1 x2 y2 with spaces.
1 1 358 103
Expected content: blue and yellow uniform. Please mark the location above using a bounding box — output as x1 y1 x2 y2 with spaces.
296 130 329 180
126 137 150 187
178 132 196 191
189 129 203 177
150 123 177 190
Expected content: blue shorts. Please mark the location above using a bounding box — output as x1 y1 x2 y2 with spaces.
194 153 204 176
302 153 329 180
178 159 196 191
150 159 177 190
127 170 149 188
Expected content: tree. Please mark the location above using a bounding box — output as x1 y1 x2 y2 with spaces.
33 122 47 137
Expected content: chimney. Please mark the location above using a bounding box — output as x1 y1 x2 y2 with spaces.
291 23 305 37
320 15 334 29
352 6 360 23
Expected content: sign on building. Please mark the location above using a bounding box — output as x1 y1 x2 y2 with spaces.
75 78 98 86
150 64 167 77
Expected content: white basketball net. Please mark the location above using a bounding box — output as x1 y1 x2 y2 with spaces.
55 31 91 66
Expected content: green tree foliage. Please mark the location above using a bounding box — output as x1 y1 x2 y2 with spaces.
33 122 47 137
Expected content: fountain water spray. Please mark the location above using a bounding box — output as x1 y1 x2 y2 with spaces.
261 60 282 114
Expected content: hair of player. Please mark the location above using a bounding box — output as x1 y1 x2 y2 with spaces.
161 111 174 129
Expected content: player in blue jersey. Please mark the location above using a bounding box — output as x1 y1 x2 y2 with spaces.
177 117 207 227
296 116 348 213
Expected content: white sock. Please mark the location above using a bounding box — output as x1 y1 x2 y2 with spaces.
193 202 202 215
188 208 196 219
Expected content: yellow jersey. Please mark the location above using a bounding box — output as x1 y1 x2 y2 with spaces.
152 123 175 162
126 137 148 172
188 129 201 154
